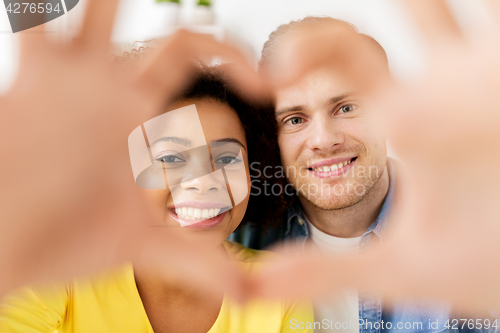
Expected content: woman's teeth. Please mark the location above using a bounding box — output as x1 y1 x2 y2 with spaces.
313 159 353 172
175 207 222 220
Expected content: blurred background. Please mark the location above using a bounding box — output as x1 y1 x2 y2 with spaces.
0 0 427 94
0 0 490 94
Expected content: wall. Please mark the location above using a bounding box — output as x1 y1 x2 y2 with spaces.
1 0 492 93
1 0 430 94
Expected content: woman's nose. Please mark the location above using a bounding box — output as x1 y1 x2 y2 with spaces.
179 171 225 194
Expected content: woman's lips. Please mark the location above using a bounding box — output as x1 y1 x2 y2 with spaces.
183 211 228 229
175 206 225 220
172 201 228 209
168 205 229 228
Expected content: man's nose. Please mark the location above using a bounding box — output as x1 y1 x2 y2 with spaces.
306 116 345 152
179 171 224 194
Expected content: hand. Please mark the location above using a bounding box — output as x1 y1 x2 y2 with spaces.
0 0 268 299
251 0 500 312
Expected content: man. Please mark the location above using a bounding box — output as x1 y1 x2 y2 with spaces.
231 16 497 333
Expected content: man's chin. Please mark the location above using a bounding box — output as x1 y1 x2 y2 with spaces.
300 192 365 211
294 177 377 211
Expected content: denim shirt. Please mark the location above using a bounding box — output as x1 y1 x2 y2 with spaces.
230 160 498 333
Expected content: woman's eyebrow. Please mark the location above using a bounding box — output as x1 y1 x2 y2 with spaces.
150 136 192 147
210 138 247 152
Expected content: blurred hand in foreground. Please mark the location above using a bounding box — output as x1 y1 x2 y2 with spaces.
0 0 269 299
251 0 500 312
3 0 500 313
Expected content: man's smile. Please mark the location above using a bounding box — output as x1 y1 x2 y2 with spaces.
306 157 358 178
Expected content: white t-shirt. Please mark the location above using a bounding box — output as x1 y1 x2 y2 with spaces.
306 218 361 333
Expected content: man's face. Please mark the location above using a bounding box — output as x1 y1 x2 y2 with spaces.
275 67 387 210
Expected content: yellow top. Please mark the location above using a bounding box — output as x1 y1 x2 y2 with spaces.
0 241 313 333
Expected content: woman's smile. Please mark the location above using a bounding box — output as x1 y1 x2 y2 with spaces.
168 201 231 228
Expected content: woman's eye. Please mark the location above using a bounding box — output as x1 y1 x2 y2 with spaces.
338 104 356 114
157 155 184 163
215 156 241 165
286 117 304 126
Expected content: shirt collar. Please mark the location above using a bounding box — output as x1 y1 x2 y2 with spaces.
285 159 397 241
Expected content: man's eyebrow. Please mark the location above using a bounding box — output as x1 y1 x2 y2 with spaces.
150 136 192 147
275 105 305 117
328 92 352 105
275 92 353 117
210 138 247 152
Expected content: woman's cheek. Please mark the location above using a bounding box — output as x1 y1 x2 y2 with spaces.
141 189 170 217
224 159 249 207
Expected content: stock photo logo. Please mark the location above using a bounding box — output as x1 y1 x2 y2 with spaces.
3 0 79 33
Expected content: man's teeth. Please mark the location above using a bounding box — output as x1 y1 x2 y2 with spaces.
175 207 222 220
313 159 353 172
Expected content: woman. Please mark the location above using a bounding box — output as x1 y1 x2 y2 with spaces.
0 65 312 332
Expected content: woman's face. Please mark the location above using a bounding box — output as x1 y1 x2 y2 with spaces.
143 98 250 248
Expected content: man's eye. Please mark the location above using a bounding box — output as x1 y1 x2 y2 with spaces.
157 155 184 163
215 156 241 165
338 104 356 114
286 117 304 125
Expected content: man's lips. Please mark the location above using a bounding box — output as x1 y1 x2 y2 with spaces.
307 157 357 171
307 157 357 178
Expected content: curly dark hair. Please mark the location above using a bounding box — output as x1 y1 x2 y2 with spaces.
168 64 290 230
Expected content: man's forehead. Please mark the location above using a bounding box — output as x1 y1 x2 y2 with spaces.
275 68 356 114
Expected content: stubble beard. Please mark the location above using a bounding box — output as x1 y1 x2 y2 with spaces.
290 163 386 211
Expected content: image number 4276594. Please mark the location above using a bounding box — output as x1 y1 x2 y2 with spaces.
3 0 79 33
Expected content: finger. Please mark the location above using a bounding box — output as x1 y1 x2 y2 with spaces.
267 27 391 92
18 31 47 64
76 0 120 51
250 248 373 300
17 11 49 59
133 231 248 302
247 243 417 305
135 30 272 110
485 0 500 24
403 0 463 45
